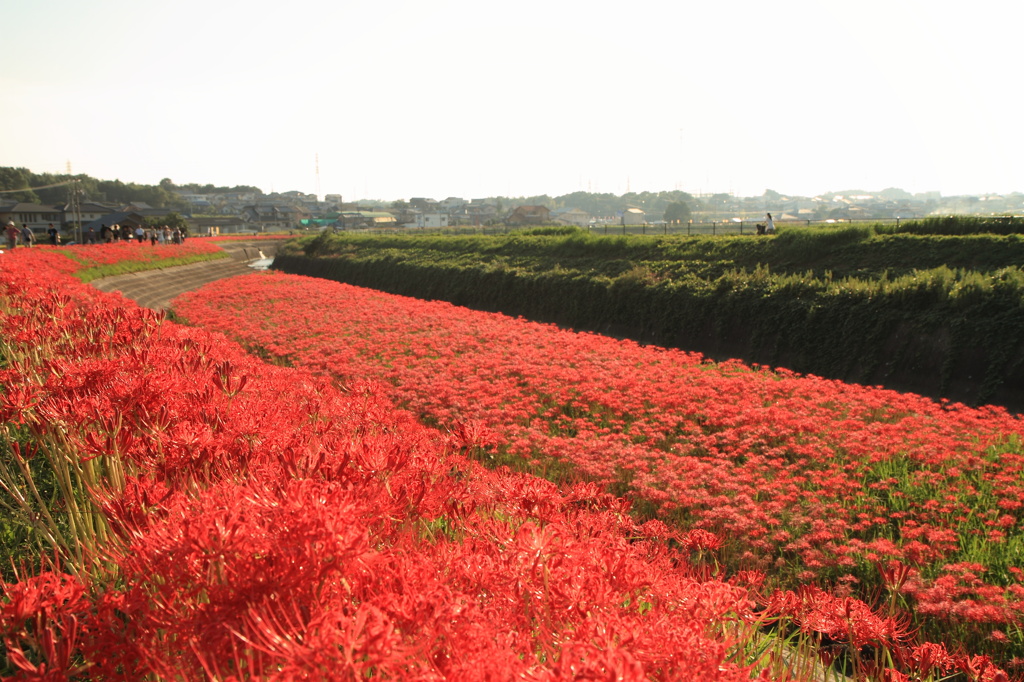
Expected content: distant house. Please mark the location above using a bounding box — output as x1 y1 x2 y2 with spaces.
115 203 182 224
211 191 257 204
240 204 308 231
339 211 397 229
439 197 466 212
0 202 64 236
188 216 247 236
60 202 116 229
410 197 439 211
621 207 646 226
507 205 552 225
82 211 147 234
276 205 309 225
177 194 211 209
406 213 449 229
465 202 498 220
552 207 591 227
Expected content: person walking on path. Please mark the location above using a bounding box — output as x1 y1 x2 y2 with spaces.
765 212 776 234
19 224 34 247
5 220 18 249
47 223 60 246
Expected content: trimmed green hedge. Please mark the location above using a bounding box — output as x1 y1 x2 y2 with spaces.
273 221 1024 408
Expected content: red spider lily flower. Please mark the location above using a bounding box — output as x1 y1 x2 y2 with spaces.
6 240 1024 678
878 560 914 593
0 379 41 424
681 528 723 552
1 571 91 679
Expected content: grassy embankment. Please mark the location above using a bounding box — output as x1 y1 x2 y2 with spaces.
273 217 1024 409
60 242 229 283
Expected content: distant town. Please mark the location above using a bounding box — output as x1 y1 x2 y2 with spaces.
2 168 1022 238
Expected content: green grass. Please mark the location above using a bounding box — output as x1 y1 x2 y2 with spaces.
73 252 229 283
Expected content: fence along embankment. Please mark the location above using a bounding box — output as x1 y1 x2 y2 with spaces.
272 222 1024 411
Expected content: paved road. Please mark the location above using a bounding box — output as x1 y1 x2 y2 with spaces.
91 240 279 311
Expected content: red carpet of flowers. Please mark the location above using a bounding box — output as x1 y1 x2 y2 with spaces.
0 244 1015 680
174 270 1024 675
62 240 227 269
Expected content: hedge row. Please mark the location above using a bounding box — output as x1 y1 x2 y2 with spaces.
272 222 1024 408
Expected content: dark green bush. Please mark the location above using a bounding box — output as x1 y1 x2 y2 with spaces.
274 225 1024 408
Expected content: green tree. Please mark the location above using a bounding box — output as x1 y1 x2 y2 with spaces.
129 183 180 210
30 172 73 205
0 167 40 203
664 201 692 224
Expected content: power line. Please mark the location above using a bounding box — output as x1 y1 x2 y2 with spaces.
0 180 76 194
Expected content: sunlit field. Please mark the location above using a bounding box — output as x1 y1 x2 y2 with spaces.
0 242 1017 680
175 269 1024 678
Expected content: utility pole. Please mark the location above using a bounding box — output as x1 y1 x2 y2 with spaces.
67 177 83 243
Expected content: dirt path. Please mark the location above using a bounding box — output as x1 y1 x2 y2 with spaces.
91 240 279 311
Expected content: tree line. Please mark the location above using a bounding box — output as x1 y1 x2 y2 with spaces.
3 165 697 222
505 189 695 220
0 167 261 210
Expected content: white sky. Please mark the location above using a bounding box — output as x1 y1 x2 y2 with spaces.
2 0 1021 201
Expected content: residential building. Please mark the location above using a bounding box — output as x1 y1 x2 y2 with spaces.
410 197 439 211
553 208 591 227
187 216 248 235
60 202 115 230
461 202 499 226
0 202 64 236
440 197 466 212
507 205 552 225
407 213 449 229
82 211 147 234
621 207 646 225
240 206 283 231
338 211 397 229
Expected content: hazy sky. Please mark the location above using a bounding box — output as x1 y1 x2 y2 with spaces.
3 0 1021 201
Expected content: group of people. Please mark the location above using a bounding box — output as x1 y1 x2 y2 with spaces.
88 223 188 245
4 220 189 250
4 221 60 249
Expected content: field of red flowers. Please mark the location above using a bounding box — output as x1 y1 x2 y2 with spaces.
174 269 1024 674
0 244 1015 681
61 240 227 270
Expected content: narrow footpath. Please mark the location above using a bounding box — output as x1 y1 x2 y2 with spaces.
91 240 279 311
